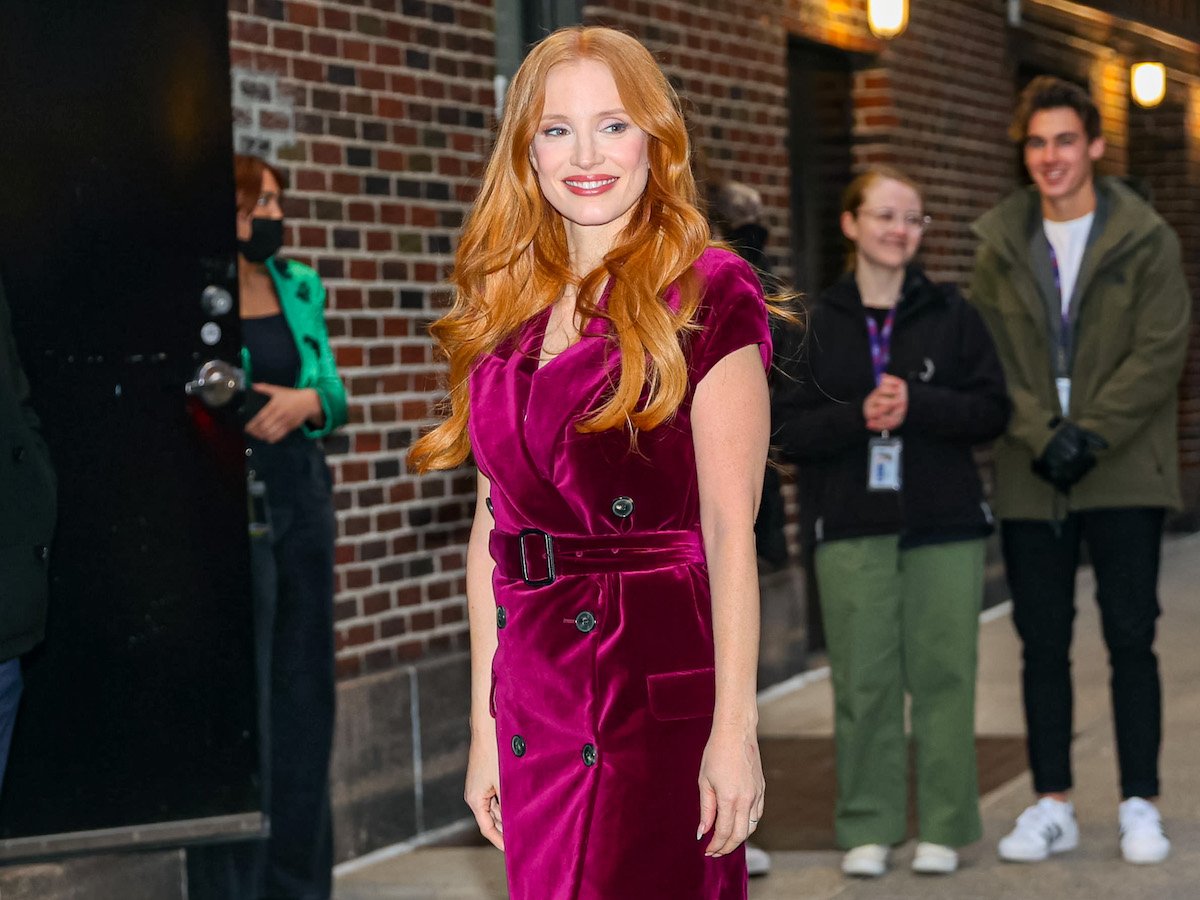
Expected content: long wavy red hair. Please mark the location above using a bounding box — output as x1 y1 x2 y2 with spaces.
408 26 711 472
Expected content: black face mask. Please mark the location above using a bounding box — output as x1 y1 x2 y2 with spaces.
238 218 284 263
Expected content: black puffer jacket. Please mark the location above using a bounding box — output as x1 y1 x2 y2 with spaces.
773 267 1010 548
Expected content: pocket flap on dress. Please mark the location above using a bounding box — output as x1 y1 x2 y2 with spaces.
646 667 715 721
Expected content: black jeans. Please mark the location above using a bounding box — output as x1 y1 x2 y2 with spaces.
189 434 336 900
1001 508 1164 799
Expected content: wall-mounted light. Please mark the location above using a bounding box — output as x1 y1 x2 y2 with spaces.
1130 62 1166 108
868 0 909 39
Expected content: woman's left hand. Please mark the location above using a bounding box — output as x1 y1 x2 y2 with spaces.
245 384 323 443
865 374 908 432
697 724 766 857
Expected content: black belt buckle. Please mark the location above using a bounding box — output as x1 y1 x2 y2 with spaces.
517 528 555 586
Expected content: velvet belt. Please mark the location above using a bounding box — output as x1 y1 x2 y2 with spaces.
489 528 705 585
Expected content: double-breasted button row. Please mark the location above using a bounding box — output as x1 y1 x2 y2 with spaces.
509 735 597 766
610 496 634 518
497 606 507 629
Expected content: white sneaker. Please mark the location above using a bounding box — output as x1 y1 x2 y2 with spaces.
912 841 958 874
998 797 1079 862
842 843 888 877
1119 798 1170 864
745 843 771 877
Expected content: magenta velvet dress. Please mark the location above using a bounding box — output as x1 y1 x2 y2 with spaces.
468 248 771 900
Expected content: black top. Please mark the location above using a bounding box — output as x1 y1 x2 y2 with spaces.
772 266 1011 548
243 313 300 388
864 305 891 327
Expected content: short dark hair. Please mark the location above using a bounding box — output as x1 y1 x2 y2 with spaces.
1010 75 1101 144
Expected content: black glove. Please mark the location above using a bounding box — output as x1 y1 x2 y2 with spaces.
1031 420 1108 493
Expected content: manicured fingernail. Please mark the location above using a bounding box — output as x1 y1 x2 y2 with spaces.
696 828 704 841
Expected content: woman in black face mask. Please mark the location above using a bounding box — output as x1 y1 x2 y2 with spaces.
190 154 346 900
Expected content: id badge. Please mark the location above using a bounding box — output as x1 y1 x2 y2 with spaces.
1056 377 1072 416
868 436 902 492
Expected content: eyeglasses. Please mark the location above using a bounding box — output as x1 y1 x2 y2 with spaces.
858 208 932 231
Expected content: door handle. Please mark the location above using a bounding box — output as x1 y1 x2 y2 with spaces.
185 360 245 408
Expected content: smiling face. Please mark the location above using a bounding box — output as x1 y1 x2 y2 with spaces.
840 176 925 274
530 58 651 253
1023 106 1105 220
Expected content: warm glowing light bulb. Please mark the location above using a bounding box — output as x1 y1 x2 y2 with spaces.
1131 62 1166 108
868 0 909 39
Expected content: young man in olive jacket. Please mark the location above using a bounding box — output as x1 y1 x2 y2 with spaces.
969 76 1191 866
0 275 56 791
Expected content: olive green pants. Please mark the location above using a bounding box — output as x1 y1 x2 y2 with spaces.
815 535 984 848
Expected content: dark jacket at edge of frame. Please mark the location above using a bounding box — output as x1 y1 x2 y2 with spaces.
0 276 56 661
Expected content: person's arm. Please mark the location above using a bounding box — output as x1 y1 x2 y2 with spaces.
692 343 767 857
300 275 348 438
903 298 1011 444
771 377 867 460
1075 231 1191 451
464 471 503 850
967 246 1059 457
770 315 872 461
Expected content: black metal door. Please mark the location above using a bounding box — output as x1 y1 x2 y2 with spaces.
0 0 261 859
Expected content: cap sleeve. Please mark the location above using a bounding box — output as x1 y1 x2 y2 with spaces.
688 249 773 386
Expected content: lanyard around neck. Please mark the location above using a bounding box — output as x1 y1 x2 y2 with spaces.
864 307 897 386
1046 242 1072 374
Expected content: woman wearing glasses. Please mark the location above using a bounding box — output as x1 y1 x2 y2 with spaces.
773 167 1009 878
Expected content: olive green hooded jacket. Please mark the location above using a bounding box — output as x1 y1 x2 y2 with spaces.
969 176 1191 520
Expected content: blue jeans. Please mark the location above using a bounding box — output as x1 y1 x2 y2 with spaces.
0 657 23 792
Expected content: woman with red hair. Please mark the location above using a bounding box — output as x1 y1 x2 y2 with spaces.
410 25 771 900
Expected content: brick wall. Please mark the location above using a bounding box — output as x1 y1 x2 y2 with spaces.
227 0 495 678
853 0 1013 283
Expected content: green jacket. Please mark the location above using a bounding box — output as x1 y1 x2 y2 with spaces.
240 257 348 439
969 177 1191 520
0 277 55 661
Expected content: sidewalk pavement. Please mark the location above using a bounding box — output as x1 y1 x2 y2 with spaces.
335 534 1200 900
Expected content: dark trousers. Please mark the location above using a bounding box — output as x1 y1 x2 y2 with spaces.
189 435 337 900
1001 508 1164 799
0 658 21 792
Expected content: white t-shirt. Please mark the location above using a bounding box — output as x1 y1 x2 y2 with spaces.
1043 212 1095 316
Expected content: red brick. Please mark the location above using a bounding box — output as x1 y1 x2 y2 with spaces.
322 7 352 30
287 1 320 27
